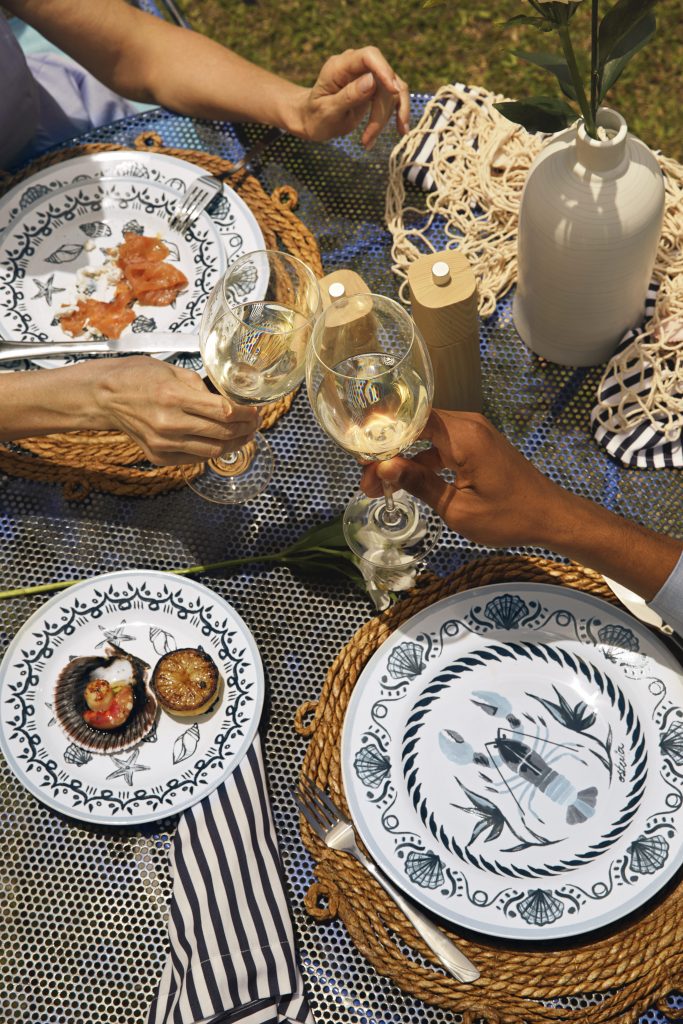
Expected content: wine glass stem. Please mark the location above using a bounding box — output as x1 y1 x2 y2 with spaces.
381 481 403 528
217 451 240 468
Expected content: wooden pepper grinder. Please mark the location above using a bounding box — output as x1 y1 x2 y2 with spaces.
407 250 482 412
318 268 376 352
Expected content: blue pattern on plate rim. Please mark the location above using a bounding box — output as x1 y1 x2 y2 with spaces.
0 179 225 342
0 576 262 821
349 588 683 935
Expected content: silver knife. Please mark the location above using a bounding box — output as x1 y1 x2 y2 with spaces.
0 332 200 362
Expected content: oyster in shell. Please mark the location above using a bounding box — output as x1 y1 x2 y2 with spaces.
54 643 158 754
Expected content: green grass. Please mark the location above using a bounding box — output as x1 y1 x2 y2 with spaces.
177 0 682 160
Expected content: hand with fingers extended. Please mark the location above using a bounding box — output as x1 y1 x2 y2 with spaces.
0 356 260 467
298 46 410 149
360 410 683 604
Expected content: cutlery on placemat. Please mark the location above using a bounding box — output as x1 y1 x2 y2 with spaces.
0 333 200 362
602 575 683 660
295 778 480 984
169 126 284 233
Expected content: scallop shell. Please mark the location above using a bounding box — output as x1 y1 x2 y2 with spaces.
353 743 390 789
484 593 528 630
597 624 640 651
517 889 564 927
63 743 92 766
132 316 157 334
20 184 50 208
404 850 444 890
53 643 157 754
387 641 426 680
660 721 683 765
628 834 669 875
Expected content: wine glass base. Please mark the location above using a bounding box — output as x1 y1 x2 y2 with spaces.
342 490 443 566
184 432 274 504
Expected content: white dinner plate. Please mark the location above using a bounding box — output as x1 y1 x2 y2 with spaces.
342 582 683 940
0 571 265 825
0 150 264 367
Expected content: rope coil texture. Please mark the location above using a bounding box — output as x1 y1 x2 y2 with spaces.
0 132 322 499
296 554 683 1024
386 84 683 445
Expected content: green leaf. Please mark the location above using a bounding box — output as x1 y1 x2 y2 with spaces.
494 96 577 133
598 0 658 67
599 13 656 98
285 555 365 589
283 515 348 555
511 49 577 100
502 14 554 31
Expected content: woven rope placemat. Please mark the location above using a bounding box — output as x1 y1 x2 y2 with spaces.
294 555 683 1024
0 131 322 499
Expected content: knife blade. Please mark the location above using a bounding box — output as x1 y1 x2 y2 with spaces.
602 574 683 660
0 332 200 362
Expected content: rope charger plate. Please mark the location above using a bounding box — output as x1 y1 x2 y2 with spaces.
0 131 323 499
295 556 683 1024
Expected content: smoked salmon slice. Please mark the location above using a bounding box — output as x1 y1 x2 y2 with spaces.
60 281 136 341
59 232 188 339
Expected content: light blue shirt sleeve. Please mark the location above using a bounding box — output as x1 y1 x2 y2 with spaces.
648 550 683 636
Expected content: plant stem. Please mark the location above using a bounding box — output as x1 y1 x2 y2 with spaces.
557 21 595 137
0 552 287 601
591 0 600 124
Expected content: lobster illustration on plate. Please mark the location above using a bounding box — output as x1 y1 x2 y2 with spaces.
492 732 598 825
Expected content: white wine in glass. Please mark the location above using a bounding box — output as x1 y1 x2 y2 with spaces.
185 249 321 504
307 292 442 566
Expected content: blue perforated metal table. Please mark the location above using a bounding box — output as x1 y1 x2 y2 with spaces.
0 100 680 1024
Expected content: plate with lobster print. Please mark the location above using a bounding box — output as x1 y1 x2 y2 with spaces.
342 583 683 940
0 571 264 825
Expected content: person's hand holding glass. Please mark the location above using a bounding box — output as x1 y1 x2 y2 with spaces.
185 249 321 503
306 292 442 568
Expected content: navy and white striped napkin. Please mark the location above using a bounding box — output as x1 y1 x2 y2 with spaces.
148 735 313 1024
591 284 682 469
405 83 486 192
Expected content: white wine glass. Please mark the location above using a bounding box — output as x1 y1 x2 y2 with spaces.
306 292 442 566
185 250 321 503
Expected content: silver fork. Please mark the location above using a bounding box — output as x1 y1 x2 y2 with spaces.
295 778 480 984
169 126 284 233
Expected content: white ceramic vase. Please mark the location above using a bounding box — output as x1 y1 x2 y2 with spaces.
513 108 665 366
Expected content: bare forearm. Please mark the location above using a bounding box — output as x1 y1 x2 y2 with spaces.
537 488 682 602
5 0 308 134
0 363 112 439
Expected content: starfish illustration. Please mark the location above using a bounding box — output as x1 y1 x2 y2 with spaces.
96 620 136 648
106 747 150 786
32 274 65 306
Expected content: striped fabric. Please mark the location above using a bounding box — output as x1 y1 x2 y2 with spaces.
148 735 313 1024
405 83 478 192
592 284 682 469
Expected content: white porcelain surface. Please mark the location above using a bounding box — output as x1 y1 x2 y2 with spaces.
513 109 664 366
0 571 265 825
342 582 683 940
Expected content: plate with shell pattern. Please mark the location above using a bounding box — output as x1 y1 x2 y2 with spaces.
0 149 264 369
0 571 264 825
341 583 683 940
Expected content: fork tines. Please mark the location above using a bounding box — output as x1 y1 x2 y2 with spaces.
295 777 346 837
